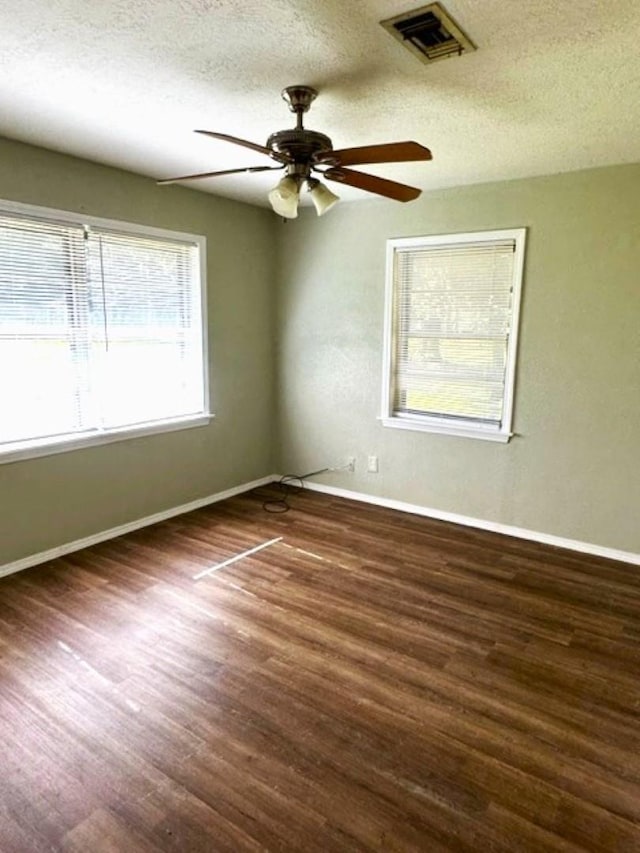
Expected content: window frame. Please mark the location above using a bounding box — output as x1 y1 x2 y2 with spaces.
381 228 526 443
0 198 211 465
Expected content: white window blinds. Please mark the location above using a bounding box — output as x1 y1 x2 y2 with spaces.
384 230 526 441
0 206 206 454
85 229 204 429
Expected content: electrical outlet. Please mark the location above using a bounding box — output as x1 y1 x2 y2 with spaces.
347 456 356 472
367 455 379 473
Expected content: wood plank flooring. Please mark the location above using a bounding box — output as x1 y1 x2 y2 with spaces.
1 487 639 852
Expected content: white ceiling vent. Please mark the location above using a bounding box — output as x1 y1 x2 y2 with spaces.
381 3 476 65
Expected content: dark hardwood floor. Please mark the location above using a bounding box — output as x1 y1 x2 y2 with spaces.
1 487 639 852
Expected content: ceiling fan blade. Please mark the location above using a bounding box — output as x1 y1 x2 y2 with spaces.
323 167 421 202
194 130 288 162
316 141 432 167
157 165 283 185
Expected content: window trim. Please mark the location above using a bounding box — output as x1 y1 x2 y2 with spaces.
0 198 211 465
381 228 527 443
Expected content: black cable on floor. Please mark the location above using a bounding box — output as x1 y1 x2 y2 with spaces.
259 469 330 513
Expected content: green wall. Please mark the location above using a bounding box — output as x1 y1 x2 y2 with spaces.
0 137 277 565
275 164 640 554
1 139 638 566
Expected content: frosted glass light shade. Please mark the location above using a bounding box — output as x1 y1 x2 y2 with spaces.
268 176 300 218
309 181 339 216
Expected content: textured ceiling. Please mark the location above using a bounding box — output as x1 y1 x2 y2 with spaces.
1 0 640 208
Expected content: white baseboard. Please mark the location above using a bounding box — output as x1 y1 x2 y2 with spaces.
298 479 640 567
3 474 638 579
0 475 274 580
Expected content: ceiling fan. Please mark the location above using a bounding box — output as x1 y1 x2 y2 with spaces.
158 85 432 218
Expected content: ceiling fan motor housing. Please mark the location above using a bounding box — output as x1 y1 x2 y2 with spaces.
266 129 334 166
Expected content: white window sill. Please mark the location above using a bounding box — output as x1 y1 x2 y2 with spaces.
0 414 214 465
380 416 513 443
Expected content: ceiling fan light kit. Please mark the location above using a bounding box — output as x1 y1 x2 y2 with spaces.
159 85 433 218
268 174 340 220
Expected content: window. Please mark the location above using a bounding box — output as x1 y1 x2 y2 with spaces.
0 200 208 462
382 229 526 442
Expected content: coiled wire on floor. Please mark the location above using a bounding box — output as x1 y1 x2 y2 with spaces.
258 469 329 513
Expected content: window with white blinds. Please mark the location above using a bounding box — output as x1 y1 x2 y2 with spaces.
0 201 208 461
382 229 526 442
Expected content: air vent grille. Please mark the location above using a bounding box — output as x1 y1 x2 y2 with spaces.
381 3 476 65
